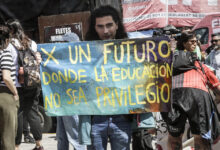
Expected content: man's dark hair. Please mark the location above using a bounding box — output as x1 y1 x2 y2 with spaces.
177 31 196 50
85 5 127 41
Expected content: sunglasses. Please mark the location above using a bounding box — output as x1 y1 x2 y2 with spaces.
211 39 220 43
188 40 197 44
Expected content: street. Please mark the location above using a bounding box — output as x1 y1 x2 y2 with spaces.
20 133 220 150
20 134 73 150
20 133 115 150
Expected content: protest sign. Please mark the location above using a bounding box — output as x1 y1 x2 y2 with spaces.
38 36 172 116
122 0 220 31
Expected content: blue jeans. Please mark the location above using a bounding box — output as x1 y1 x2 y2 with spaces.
88 115 131 150
57 116 86 150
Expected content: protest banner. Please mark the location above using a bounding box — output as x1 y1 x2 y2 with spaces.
38 36 172 116
122 0 220 31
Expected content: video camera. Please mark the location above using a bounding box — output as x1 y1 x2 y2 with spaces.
163 25 181 40
152 29 163 37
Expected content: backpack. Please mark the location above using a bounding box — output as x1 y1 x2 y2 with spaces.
173 50 198 76
17 47 41 88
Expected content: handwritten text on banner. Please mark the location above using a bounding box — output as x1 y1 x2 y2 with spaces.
38 36 172 116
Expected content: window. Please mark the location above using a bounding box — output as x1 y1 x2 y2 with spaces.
194 28 209 45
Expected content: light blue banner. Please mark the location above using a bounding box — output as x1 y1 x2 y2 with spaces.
38 36 172 116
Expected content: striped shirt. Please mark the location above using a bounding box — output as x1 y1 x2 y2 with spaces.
172 61 220 92
0 49 16 86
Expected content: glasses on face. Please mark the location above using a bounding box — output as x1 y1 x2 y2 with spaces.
211 39 220 43
188 40 197 44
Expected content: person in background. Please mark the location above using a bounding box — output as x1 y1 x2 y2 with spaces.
0 24 19 150
6 19 43 150
131 113 156 150
57 116 86 150
205 33 220 104
205 33 220 55
179 27 202 61
23 117 35 143
162 31 220 150
162 25 179 52
56 32 86 150
205 33 220 80
197 39 207 62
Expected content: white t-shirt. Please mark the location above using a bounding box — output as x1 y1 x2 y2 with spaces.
31 40 37 52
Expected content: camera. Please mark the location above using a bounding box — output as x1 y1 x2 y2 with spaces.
163 25 181 40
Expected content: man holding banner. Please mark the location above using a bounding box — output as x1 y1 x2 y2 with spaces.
38 5 172 150
82 5 158 150
56 33 86 150
84 5 133 150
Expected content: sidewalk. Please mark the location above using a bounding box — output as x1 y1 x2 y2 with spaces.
20 134 128 150
20 133 73 150
20 133 114 150
20 133 220 150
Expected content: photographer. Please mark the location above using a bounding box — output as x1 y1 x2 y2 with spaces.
162 31 220 150
162 25 181 52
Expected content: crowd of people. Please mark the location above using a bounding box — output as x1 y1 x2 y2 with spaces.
0 4 220 150
0 19 43 150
